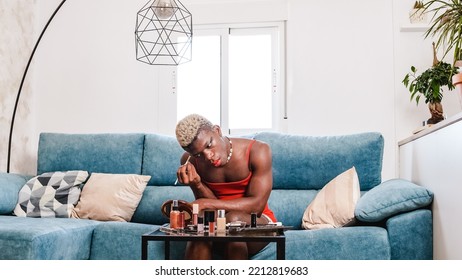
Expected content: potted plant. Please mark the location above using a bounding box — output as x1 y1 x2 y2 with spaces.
410 1 427 23
403 43 458 124
422 0 462 107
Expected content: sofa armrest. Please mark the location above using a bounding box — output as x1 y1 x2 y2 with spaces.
0 173 31 214
386 209 433 259
354 179 433 223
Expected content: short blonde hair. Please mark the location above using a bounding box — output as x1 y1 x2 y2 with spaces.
175 114 213 147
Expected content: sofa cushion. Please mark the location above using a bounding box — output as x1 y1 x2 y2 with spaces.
355 179 434 222
132 185 195 225
37 133 145 175
90 222 165 260
0 173 31 214
72 173 150 222
252 227 391 260
142 134 185 186
302 167 360 229
0 215 100 260
266 189 318 229
13 171 89 218
253 132 383 190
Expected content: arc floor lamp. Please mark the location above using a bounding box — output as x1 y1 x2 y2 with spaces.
7 0 68 173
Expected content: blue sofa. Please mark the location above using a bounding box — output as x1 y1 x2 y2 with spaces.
0 132 433 260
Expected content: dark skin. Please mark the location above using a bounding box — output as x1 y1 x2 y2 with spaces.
176 125 273 260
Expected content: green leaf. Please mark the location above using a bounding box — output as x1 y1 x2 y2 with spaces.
403 74 410 86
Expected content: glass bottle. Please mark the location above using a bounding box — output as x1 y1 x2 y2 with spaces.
217 209 226 235
169 200 180 229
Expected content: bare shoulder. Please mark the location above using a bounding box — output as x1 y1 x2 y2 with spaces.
249 140 272 166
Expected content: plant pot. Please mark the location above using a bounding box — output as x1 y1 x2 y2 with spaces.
409 8 427 24
427 102 444 124
452 72 462 109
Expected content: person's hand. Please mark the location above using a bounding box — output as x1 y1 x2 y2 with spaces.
190 198 210 213
176 162 201 187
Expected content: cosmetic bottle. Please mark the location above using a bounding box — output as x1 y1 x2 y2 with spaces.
197 216 204 234
216 209 226 235
169 200 180 229
192 203 199 225
251 212 257 228
178 211 185 230
204 210 215 235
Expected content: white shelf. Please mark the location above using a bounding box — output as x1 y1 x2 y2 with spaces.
400 23 430 32
399 112 462 259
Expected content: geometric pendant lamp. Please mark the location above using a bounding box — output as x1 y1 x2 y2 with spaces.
135 0 192 65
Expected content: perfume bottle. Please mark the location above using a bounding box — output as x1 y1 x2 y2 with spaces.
170 200 180 229
217 209 226 235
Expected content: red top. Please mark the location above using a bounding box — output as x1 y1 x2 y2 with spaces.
202 140 277 222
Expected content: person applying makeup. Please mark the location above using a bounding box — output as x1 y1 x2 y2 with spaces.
175 114 277 260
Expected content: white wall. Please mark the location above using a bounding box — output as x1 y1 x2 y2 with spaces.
0 0 36 174
286 0 395 180
2 0 461 179
35 0 165 135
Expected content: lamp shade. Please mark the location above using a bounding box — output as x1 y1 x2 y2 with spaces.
135 0 192 65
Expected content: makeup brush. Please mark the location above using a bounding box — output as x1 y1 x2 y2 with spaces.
174 155 191 185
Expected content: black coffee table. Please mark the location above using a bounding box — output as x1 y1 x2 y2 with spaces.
141 229 286 260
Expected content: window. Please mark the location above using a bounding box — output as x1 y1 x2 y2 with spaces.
177 22 285 134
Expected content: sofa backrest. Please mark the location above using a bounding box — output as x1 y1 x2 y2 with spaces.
37 133 145 175
38 131 384 191
142 133 185 186
253 132 383 191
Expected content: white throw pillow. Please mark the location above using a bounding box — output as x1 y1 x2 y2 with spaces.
302 167 360 230
72 173 150 222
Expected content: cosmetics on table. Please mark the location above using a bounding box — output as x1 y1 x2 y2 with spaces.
197 216 204 234
178 211 185 230
251 212 257 228
192 203 199 225
204 210 215 234
169 200 180 229
216 209 226 235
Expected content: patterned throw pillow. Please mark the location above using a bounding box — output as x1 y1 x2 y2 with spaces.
13 170 89 218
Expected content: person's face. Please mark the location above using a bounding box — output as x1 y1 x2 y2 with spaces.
186 125 227 167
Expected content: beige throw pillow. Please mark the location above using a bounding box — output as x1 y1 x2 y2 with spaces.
302 167 360 230
72 173 150 222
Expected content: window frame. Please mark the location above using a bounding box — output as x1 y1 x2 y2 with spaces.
177 21 286 135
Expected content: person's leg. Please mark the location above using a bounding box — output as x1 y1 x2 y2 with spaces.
224 211 270 259
185 241 212 260
225 242 248 259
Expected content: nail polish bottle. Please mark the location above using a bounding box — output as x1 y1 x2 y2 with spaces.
217 209 226 235
192 203 199 225
170 200 180 229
